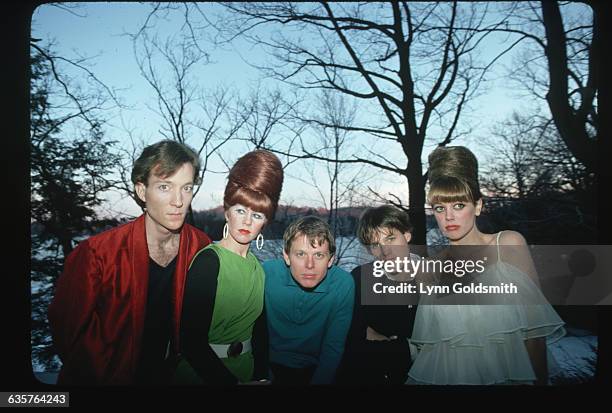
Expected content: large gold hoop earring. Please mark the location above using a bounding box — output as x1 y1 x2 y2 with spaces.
223 223 229 239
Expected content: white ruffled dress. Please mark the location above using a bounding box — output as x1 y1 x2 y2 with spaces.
407 233 566 385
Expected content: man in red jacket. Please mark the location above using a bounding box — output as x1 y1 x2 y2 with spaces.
48 140 212 385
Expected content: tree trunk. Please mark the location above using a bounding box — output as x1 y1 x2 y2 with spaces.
185 204 195 227
541 0 597 172
59 232 74 259
406 162 427 245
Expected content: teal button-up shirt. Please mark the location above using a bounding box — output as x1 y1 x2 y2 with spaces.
262 259 355 384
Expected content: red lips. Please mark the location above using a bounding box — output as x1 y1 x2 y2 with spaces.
445 225 460 231
239 229 251 235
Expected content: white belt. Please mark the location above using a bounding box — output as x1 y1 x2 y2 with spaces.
209 339 252 359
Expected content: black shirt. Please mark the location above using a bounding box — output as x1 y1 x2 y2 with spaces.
337 262 418 384
349 262 418 342
134 256 176 384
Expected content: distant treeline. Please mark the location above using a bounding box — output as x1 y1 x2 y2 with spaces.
31 191 596 248
191 205 367 241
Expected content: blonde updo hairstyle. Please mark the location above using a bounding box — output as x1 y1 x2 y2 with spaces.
427 146 482 205
223 150 284 222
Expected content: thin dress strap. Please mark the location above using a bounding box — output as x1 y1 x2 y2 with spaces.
496 231 504 262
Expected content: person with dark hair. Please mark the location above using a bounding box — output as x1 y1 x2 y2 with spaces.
407 145 565 385
337 205 419 385
48 139 212 385
261 216 355 385
175 150 284 385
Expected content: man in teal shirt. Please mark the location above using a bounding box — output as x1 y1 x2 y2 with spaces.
262 216 355 384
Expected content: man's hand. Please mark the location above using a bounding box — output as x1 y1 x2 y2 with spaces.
366 326 397 341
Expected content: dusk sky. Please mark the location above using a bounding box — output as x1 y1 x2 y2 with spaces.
31 2 592 218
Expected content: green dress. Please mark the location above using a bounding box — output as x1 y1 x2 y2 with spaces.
174 243 265 383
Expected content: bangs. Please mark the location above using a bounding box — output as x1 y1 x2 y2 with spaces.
356 205 412 246
361 226 393 246
427 176 475 205
225 186 273 220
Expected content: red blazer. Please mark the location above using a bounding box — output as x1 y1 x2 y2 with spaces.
48 214 211 385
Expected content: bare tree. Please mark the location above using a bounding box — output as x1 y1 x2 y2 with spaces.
238 86 296 149
212 2 506 243
480 1 598 173
134 32 208 143
480 111 595 242
126 30 251 217
483 111 590 198
126 6 310 228
541 1 598 173
284 90 374 266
